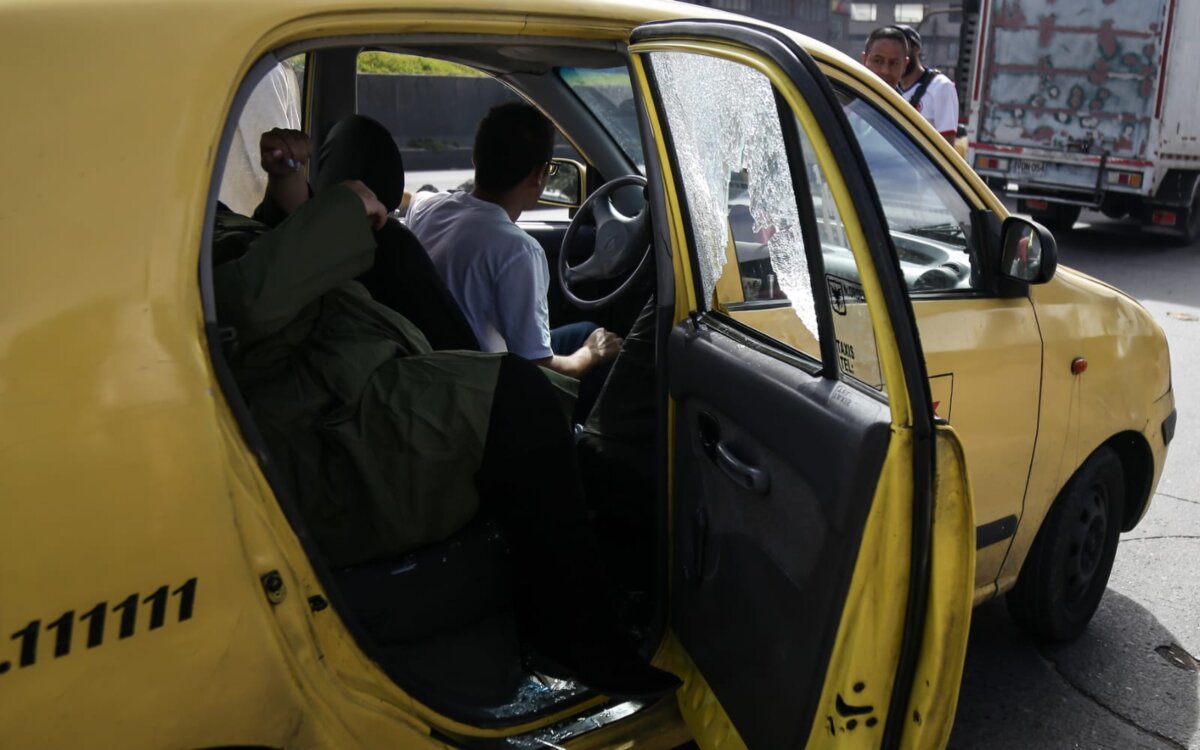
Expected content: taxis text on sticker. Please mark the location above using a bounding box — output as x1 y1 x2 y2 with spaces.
837 339 857 375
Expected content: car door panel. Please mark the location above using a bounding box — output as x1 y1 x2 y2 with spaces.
826 78 1040 594
669 318 890 749
914 297 1040 592
629 19 974 749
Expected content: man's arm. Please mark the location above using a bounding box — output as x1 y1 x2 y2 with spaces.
533 327 622 379
215 182 386 347
492 247 622 378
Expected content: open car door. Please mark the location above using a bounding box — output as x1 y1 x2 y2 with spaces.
628 21 976 749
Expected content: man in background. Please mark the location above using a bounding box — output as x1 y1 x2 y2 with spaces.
860 26 910 89
895 24 959 145
218 62 303 214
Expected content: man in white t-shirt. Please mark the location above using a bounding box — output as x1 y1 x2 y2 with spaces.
895 25 959 145
407 103 620 382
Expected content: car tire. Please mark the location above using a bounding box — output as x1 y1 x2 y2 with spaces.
1006 446 1125 642
1029 204 1081 233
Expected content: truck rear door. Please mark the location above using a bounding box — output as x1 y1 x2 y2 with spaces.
972 0 1171 169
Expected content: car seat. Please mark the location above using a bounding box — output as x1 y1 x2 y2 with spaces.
310 113 480 351
357 218 482 351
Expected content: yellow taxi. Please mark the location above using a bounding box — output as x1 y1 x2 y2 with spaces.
0 0 1172 747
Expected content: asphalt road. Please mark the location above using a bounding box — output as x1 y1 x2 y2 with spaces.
948 209 1200 749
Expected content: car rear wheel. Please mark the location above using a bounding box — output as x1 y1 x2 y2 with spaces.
1006 446 1124 642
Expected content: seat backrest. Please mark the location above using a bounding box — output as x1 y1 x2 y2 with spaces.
309 114 476 350
358 217 481 351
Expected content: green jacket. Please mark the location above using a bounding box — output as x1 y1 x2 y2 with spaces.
214 186 504 567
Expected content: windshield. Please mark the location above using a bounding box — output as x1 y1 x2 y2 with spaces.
559 66 645 171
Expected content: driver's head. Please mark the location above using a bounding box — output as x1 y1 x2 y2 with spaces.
861 27 910 88
473 102 555 204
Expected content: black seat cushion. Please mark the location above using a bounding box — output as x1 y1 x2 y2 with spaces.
334 520 511 644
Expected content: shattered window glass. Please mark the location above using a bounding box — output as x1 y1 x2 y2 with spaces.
647 49 886 391
649 51 820 350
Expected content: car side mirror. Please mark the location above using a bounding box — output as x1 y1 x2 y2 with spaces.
539 158 586 208
999 216 1057 284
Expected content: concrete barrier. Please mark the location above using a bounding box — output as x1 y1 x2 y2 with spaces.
356 73 581 171
358 74 520 169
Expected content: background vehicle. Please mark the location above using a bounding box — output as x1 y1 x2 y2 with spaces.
965 0 1200 240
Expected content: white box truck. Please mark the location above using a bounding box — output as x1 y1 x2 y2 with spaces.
965 0 1200 240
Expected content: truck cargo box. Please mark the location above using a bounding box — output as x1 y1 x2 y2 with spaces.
966 0 1200 240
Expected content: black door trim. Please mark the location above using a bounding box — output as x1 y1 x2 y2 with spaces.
976 515 1019 549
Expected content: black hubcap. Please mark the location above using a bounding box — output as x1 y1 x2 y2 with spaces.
1064 486 1108 606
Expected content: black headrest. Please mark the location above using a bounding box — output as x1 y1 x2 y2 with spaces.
314 114 405 213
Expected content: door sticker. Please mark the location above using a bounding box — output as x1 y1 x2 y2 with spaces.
826 274 883 391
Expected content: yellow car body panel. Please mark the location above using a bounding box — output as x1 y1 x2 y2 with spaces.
808 424 975 749
0 4 677 748
770 48 1175 602
900 426 976 750
911 296 1040 593
1 0 975 746
997 268 1174 593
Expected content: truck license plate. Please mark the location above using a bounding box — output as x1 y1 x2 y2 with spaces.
1013 159 1046 178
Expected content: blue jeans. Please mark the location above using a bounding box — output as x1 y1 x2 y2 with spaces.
550 321 610 424
550 321 598 356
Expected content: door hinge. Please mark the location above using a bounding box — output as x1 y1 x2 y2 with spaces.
260 570 286 605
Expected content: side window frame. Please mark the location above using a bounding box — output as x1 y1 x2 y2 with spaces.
831 79 1012 299
642 50 840 377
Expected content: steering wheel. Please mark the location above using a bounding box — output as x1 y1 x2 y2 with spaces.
558 175 653 311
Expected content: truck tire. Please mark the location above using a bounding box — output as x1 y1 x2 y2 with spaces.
1146 171 1200 244
1029 204 1081 232
1173 186 1200 245
1006 447 1124 642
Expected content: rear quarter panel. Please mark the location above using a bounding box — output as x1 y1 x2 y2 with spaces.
0 0 673 745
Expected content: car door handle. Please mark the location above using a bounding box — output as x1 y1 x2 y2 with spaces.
714 441 770 494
